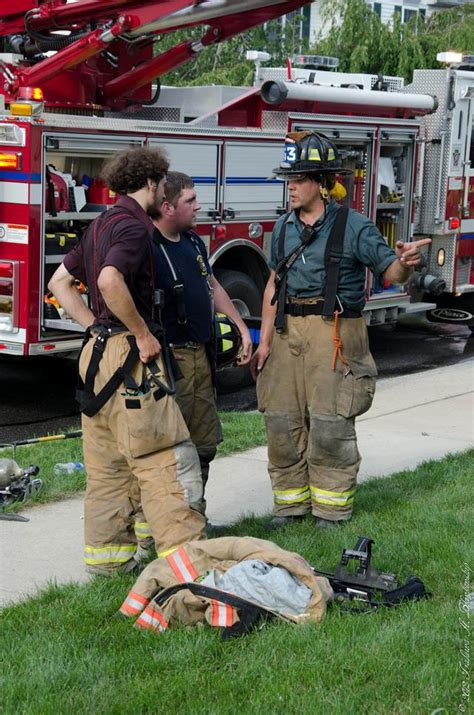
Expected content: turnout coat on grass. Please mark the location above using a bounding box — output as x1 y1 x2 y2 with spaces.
120 536 334 634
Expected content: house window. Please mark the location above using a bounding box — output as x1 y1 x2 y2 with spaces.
404 9 417 22
373 3 382 17
394 6 402 14
302 5 311 40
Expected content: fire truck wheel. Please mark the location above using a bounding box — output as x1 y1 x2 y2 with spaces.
214 270 261 318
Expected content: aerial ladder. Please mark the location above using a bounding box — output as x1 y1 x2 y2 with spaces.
0 0 311 110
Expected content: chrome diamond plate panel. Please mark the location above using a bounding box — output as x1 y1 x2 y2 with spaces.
405 70 451 234
428 235 457 292
261 110 288 134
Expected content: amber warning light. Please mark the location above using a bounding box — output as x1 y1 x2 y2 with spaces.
10 87 44 117
17 87 44 101
0 153 21 170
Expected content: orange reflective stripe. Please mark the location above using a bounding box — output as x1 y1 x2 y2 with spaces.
210 599 235 627
135 605 168 633
119 590 149 617
166 547 198 583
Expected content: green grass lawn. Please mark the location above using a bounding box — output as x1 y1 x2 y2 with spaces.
1 450 472 714
0 411 267 511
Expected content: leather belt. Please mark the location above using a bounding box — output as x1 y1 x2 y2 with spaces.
170 341 201 350
284 303 361 318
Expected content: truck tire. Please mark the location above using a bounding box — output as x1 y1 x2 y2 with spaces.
214 269 261 318
214 270 261 394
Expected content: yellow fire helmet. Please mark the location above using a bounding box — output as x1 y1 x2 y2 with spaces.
214 312 242 368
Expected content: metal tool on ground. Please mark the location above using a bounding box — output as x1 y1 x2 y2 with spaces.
314 536 429 612
0 459 42 522
0 431 83 460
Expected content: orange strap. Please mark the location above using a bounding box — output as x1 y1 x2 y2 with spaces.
331 310 349 371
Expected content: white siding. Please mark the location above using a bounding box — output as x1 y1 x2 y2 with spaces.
303 0 467 40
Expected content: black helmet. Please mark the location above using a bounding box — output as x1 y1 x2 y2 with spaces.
273 131 352 178
214 313 242 368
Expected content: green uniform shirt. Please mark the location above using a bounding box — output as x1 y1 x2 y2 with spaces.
269 200 397 312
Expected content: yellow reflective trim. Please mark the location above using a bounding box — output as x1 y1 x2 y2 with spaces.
84 544 137 554
134 521 152 537
274 487 310 496
311 495 354 507
84 556 132 565
310 486 355 498
222 339 232 352
273 487 310 505
220 323 231 335
157 546 177 558
274 493 309 505
308 148 321 161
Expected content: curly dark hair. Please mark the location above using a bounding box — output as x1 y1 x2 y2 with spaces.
100 147 169 194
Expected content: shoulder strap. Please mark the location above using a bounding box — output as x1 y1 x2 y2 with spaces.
273 213 318 332
277 213 292 263
155 240 187 326
153 581 277 637
321 207 349 317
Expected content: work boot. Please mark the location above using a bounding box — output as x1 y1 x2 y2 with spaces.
86 558 142 578
314 517 345 529
135 539 155 563
264 515 305 531
206 523 228 537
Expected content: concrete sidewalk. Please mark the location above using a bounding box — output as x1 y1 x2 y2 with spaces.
1 359 473 607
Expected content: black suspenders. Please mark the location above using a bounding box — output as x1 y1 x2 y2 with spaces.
153 230 211 328
273 207 349 331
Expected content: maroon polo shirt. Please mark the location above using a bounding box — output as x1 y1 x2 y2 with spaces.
63 196 155 328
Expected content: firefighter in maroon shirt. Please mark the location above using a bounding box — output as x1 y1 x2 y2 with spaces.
49 147 206 576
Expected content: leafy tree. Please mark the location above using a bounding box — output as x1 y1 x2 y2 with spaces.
154 15 308 87
315 0 474 82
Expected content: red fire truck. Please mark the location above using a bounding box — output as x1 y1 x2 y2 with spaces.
0 0 472 358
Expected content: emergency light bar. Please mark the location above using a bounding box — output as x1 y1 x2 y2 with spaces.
437 52 474 68
292 54 339 70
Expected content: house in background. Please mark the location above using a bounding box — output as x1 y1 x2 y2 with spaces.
302 0 469 43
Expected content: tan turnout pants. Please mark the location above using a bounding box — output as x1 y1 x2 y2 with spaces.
132 344 221 533
173 344 222 494
80 333 206 574
256 312 377 521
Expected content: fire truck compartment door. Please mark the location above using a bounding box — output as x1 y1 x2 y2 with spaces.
44 134 145 155
222 141 285 220
148 138 220 215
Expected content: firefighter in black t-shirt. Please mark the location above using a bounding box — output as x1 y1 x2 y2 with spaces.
151 172 252 513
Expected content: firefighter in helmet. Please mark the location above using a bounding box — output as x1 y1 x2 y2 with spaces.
250 131 430 529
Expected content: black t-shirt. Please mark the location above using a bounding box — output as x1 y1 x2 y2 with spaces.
64 196 155 328
152 228 213 344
